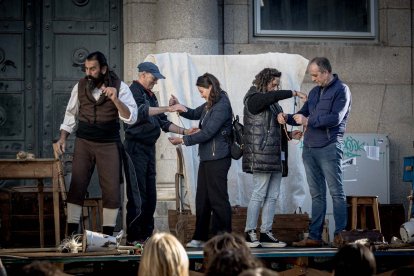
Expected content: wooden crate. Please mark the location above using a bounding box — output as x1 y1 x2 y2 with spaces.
272 213 310 245
231 206 248 234
168 207 309 245
168 207 248 244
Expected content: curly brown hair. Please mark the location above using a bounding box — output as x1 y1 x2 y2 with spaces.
196 73 222 110
252 68 282 92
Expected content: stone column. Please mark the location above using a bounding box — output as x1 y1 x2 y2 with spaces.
123 0 158 83
155 0 219 54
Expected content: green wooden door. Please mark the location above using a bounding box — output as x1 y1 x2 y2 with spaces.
0 0 122 160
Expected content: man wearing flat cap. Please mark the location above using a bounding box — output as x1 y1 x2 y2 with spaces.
123 61 188 244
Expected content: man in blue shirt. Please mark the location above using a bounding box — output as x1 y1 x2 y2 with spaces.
278 57 352 247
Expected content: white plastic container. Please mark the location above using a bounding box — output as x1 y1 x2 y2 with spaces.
82 230 119 252
400 218 414 243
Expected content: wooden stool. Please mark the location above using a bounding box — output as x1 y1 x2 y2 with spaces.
83 198 103 232
346 196 381 232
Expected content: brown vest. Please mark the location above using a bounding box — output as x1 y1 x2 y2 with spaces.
77 78 121 124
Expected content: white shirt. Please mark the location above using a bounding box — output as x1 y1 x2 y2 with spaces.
60 81 138 133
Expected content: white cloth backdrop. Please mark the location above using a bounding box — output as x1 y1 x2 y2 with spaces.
145 52 310 215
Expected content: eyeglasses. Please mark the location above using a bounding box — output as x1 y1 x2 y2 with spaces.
275 83 280 90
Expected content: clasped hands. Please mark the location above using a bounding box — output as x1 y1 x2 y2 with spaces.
277 113 308 126
277 112 307 140
168 94 200 145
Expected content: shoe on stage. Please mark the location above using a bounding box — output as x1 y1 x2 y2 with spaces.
292 238 322 247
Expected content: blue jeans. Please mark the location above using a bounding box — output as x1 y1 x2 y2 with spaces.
302 142 347 240
245 172 282 233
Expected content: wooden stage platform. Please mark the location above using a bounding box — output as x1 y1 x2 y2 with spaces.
1 246 414 275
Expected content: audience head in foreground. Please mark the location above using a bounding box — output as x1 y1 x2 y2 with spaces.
239 267 279 276
332 243 376 276
204 248 262 276
203 232 260 270
138 232 189 276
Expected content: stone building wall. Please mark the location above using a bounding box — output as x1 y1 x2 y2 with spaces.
123 0 414 232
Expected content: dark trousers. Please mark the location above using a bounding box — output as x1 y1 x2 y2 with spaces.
193 157 232 241
124 140 156 241
67 138 121 208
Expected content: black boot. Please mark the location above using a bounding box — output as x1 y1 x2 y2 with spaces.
67 223 79 236
102 226 114 236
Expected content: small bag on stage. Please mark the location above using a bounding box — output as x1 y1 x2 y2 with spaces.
230 115 244 160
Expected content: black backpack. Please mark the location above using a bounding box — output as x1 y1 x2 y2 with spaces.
230 114 244 160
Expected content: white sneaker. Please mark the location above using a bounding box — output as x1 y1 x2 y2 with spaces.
186 240 205 248
260 231 287 248
245 230 261 248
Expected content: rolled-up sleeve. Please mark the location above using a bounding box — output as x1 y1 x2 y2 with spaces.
118 82 138 125
60 83 80 134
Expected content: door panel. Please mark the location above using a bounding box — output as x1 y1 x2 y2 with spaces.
0 0 122 165
54 0 109 21
0 0 35 159
0 34 24 79
0 0 23 20
0 32 24 142
42 0 121 158
53 34 108 79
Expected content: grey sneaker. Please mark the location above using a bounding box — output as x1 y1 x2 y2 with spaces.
186 240 205 248
245 230 261 248
260 231 287 248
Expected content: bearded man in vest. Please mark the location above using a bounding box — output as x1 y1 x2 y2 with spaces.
55 51 138 236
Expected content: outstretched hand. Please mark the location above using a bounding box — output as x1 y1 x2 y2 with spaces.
168 137 183 145
295 91 307 101
168 104 187 113
169 94 180 106
186 127 200 135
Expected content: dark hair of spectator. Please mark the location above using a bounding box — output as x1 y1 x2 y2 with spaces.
204 249 261 276
332 244 376 276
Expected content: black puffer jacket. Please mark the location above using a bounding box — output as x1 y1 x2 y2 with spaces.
242 86 293 176
181 91 232 162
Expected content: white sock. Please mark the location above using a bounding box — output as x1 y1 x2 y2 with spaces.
103 208 118 227
67 203 82 224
